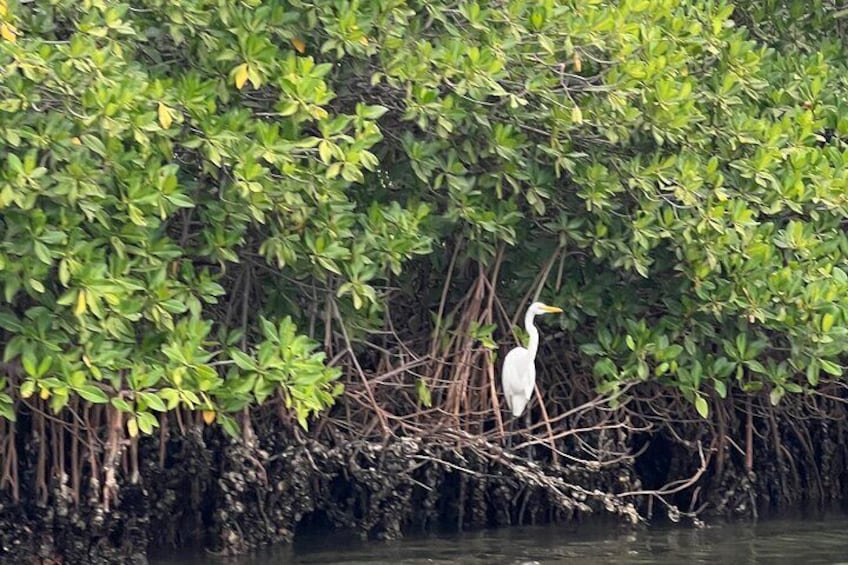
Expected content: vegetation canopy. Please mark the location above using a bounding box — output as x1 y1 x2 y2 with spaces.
1 0 848 537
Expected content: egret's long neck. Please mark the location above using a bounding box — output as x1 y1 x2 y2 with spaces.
524 309 540 358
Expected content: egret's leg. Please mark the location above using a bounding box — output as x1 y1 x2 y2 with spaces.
524 409 534 462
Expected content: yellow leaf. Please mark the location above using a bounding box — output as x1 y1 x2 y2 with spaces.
291 37 306 53
822 312 835 332
572 52 582 73
158 102 173 129
74 289 87 316
202 410 216 425
82 354 92 367
71 137 81 145
127 418 139 438
358 36 369 46
318 140 333 164
310 106 329 120
0 23 16 43
571 105 583 124
40 386 49 400
234 63 249 90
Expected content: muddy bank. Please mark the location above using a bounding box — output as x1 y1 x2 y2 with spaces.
2 386 848 563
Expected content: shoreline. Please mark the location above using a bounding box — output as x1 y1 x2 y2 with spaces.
5 385 848 564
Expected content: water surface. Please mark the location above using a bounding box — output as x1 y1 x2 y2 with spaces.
152 514 848 564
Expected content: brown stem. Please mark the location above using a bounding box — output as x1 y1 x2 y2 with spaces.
715 396 726 477
175 406 185 435
554 251 566 291
102 405 123 512
241 265 252 351
158 412 169 469
85 404 100 497
791 422 824 503
121 437 129 477
242 407 255 445
130 433 140 484
71 399 80 507
485 353 504 438
332 300 389 436
10 426 18 503
745 396 753 473
324 288 334 356
446 274 484 422
0 418 17 501
58 419 65 487
36 407 48 506
533 382 559 467
429 235 463 360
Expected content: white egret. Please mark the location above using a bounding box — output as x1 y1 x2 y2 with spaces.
502 302 563 418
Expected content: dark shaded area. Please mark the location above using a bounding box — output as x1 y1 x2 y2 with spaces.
632 431 672 491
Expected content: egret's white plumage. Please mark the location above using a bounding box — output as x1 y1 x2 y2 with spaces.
501 302 562 418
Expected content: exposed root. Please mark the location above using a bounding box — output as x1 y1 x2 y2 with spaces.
2 256 848 561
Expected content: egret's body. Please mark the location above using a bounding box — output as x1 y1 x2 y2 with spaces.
502 302 562 418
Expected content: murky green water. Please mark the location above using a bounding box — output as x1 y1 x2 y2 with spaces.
152 514 848 564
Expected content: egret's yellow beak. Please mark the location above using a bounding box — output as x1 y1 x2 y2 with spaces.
541 305 563 314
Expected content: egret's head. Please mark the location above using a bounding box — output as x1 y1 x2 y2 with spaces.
528 302 563 316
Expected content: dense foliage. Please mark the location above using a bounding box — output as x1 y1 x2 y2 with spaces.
1 0 848 446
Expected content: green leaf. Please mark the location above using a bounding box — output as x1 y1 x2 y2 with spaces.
0 312 21 332
110 397 134 412
219 414 240 438
278 100 299 116
20 380 35 399
694 395 709 419
736 333 747 358
664 344 683 360
0 398 17 421
50 388 69 413
784 382 802 394
259 317 277 341
29 279 45 293
318 140 333 164
593 358 617 379
7 153 23 174
806 361 820 386
820 359 842 376
746 360 766 374
166 193 194 208
230 349 258 371
33 241 51 264
80 134 107 157
821 313 835 333
36 356 52 378
137 411 157 434
416 378 432 408
78 385 109 404
362 105 388 120
22 352 37 377
159 388 180 410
